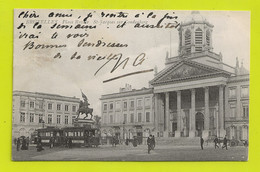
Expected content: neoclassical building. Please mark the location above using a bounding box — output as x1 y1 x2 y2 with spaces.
12 91 80 138
100 11 249 141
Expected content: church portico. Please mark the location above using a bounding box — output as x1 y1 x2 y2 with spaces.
154 85 226 139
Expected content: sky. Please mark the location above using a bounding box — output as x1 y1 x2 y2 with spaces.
13 10 250 116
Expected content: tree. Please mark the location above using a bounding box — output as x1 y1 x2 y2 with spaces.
93 115 101 129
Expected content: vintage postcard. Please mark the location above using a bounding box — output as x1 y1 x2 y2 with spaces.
12 9 249 161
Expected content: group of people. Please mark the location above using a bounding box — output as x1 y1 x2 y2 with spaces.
147 135 155 154
15 137 30 151
64 137 73 148
200 135 228 150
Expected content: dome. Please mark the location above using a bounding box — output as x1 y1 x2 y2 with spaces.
183 11 207 24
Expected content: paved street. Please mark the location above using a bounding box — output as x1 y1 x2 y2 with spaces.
12 144 248 161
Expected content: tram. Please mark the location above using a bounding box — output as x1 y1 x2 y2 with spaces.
36 126 100 147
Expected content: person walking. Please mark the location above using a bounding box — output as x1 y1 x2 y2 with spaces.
16 138 21 151
214 136 219 149
147 135 153 154
222 135 228 150
151 135 155 150
200 136 204 150
26 137 30 150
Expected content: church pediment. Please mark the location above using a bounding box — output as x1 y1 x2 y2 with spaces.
151 60 230 85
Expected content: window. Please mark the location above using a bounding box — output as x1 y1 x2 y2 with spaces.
206 30 211 46
57 115 61 124
29 101 34 108
130 101 134 108
20 112 25 123
72 116 76 123
103 104 107 111
243 105 249 118
184 29 191 46
48 103 52 110
241 86 249 97
230 126 236 139
29 113 34 123
230 106 236 118
137 99 142 107
109 103 113 110
195 28 203 45
123 101 127 109
123 114 127 123
110 115 113 123
48 114 52 124
38 114 43 123
146 112 150 122
138 113 142 122
57 104 61 111
229 87 236 98
20 100 25 108
65 105 69 111
130 113 134 123
72 105 76 112
65 115 68 124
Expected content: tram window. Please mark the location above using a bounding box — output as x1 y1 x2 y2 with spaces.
69 132 73 136
65 132 67 136
57 132 60 136
50 132 53 137
80 132 83 136
46 132 50 136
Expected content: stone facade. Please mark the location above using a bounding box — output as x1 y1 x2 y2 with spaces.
100 85 155 143
100 11 249 141
12 91 80 138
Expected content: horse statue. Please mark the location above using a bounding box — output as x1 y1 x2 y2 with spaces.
77 105 93 119
76 91 94 120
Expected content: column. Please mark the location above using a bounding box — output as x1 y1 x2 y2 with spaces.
203 87 210 138
189 88 196 137
219 85 226 137
154 93 159 133
164 92 170 137
175 91 181 137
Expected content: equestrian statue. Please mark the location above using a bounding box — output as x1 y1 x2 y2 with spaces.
76 91 93 120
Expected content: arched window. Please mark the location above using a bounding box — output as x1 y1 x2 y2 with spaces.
206 30 211 46
195 28 203 44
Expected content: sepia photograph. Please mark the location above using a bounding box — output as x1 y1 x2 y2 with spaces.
12 9 250 161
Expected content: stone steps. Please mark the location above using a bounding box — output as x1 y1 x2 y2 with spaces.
155 137 201 146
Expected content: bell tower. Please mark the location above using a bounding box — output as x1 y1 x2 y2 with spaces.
178 11 214 55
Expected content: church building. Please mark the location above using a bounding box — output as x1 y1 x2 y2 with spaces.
100 11 249 142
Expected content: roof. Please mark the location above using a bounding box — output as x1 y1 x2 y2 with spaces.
150 59 232 86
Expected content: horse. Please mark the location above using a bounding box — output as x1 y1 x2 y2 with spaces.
77 107 93 119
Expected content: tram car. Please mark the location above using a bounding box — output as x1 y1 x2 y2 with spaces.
63 127 100 147
36 126 100 147
36 127 64 146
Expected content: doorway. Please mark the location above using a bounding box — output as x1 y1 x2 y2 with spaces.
195 112 204 137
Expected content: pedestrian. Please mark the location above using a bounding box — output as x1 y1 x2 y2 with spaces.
49 137 53 148
36 136 44 152
214 136 219 149
147 135 153 154
68 138 73 148
26 137 30 150
16 138 21 151
151 135 155 150
200 136 204 150
222 135 228 150
21 137 27 150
